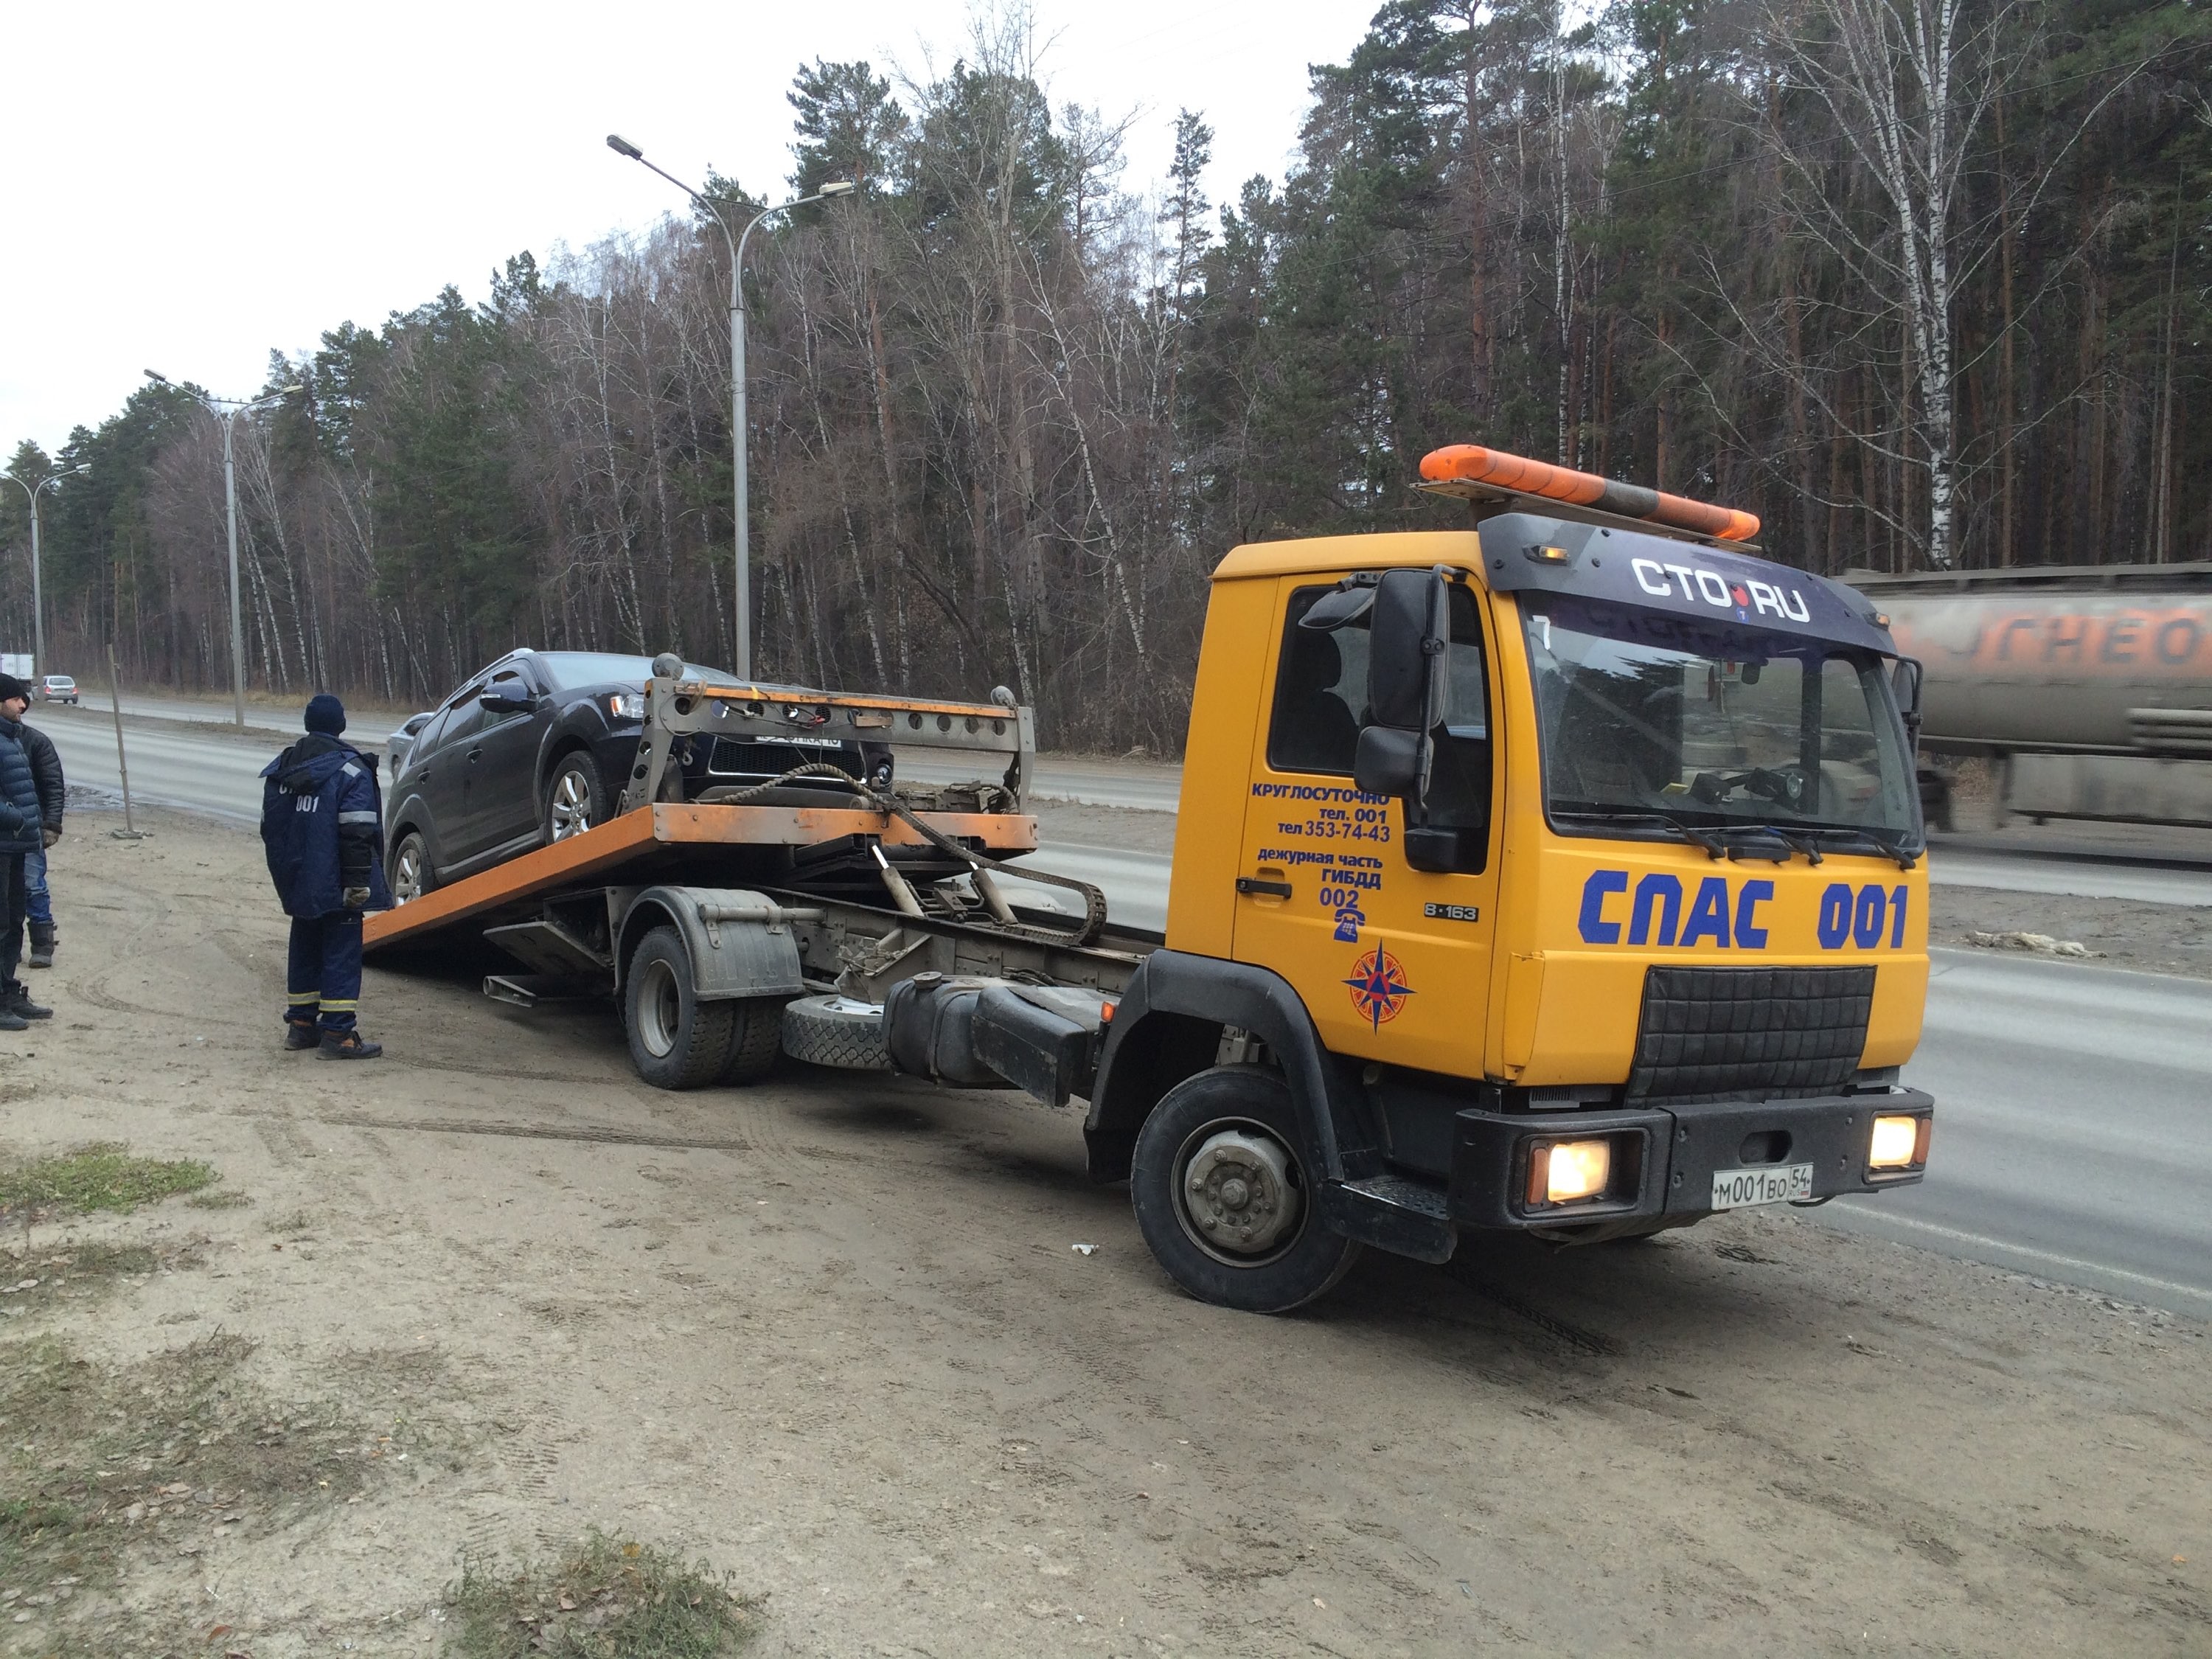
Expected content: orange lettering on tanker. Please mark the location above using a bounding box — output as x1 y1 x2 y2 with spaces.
1345 946 1414 1029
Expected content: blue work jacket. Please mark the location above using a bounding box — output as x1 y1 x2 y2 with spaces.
260 735 394 918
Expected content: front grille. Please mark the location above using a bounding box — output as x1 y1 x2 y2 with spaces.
706 736 858 779
1627 964 1874 1102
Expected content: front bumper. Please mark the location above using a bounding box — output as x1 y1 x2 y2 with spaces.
1446 1088 1933 1231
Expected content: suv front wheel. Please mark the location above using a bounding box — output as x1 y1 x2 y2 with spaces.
544 753 605 844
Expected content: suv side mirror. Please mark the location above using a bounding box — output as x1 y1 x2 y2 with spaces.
1352 568 1447 800
481 692 532 715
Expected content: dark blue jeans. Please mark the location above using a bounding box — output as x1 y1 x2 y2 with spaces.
25 847 49 928
285 910 363 1033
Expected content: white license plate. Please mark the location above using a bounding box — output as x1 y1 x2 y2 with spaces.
1711 1162 1814 1210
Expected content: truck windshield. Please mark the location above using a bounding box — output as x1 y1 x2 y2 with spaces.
1520 594 1919 846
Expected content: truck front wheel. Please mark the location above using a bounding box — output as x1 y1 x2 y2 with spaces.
624 925 739 1090
1130 1066 1361 1313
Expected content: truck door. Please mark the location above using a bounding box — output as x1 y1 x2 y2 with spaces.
1232 577 1503 1078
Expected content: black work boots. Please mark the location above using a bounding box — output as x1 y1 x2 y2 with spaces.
27 923 54 970
318 1029 383 1060
1 984 51 1029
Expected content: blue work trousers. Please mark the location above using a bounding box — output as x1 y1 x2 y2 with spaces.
25 847 49 928
285 910 364 1034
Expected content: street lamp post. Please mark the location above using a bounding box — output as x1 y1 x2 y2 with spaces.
1 463 88 675
144 372 302 728
606 133 854 679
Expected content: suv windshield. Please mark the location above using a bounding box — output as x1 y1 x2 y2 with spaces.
533 653 726 692
1521 594 1919 845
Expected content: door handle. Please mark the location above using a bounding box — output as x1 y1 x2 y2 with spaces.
1236 877 1293 898
467 748 484 762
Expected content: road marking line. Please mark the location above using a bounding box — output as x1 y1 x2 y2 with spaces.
1832 1208 2210 1302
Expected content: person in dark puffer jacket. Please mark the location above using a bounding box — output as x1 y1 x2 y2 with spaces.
18 710 63 968
0 676 52 1032
260 693 392 1059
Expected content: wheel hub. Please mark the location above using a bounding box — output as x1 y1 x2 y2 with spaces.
636 959 679 1057
1180 1128 1300 1257
550 772 591 840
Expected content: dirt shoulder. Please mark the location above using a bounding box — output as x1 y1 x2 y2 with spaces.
0 808 2205 1656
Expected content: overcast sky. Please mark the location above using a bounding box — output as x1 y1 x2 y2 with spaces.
0 0 1374 457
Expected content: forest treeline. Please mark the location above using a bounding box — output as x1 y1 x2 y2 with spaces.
4 0 2207 751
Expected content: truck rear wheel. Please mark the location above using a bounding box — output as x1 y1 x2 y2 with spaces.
720 998 787 1085
1129 1066 1361 1314
624 925 738 1090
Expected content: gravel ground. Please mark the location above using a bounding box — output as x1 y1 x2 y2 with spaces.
0 807 2204 1655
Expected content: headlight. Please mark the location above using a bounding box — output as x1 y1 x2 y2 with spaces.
1868 1113 1929 1171
608 692 644 720
1528 1138 1613 1206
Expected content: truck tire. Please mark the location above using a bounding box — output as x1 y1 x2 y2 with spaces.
624 925 737 1090
720 997 788 1085
1129 1065 1362 1314
780 995 892 1071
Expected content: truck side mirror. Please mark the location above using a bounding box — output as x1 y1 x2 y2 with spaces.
1891 657 1924 748
1353 568 1448 801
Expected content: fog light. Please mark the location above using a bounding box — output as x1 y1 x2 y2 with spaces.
1868 1114 1927 1170
1528 1138 1613 1206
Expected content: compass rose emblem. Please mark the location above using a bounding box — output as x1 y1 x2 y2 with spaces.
1344 945 1414 1029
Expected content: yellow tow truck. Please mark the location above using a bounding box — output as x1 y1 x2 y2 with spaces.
368 443 1935 1312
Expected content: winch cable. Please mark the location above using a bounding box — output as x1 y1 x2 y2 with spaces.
692 765 1110 946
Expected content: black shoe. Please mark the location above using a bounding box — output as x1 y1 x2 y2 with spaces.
5 989 50 1021
318 1029 382 1060
284 1023 321 1051
27 925 54 970
0 1007 24 1033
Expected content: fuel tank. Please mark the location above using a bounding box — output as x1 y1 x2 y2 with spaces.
1846 564 2212 757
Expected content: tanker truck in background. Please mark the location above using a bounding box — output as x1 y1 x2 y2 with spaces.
1846 563 2212 832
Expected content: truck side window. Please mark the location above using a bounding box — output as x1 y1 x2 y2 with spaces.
1268 591 1369 775
1268 586 1493 858
1425 588 1492 844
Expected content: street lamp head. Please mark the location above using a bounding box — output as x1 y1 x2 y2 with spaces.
818 179 858 198
607 133 644 161
144 369 170 385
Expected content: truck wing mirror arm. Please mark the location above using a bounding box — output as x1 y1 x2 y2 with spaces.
1891 657 1924 747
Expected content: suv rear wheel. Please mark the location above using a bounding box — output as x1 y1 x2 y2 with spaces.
388 830 436 904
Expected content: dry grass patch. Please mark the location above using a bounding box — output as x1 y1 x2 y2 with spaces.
445 1532 761 1658
0 1332 383 1649
0 1144 215 1223
0 1239 205 1325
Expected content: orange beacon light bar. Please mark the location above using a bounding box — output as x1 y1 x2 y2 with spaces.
1419 444 1762 543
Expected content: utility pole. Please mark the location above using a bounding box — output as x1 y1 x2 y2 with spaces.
605 133 854 678
1 464 88 674
143 372 302 726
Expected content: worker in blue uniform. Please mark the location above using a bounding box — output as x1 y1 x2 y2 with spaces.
260 694 391 1059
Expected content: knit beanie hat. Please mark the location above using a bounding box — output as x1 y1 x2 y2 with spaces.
0 675 27 703
304 693 347 735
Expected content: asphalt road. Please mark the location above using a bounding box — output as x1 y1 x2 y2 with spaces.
1827 952 2212 1321
29 700 2212 1319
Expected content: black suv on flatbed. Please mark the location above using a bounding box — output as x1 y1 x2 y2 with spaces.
383 650 888 900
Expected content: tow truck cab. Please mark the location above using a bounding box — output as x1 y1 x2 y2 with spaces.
1086 462 1933 1310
